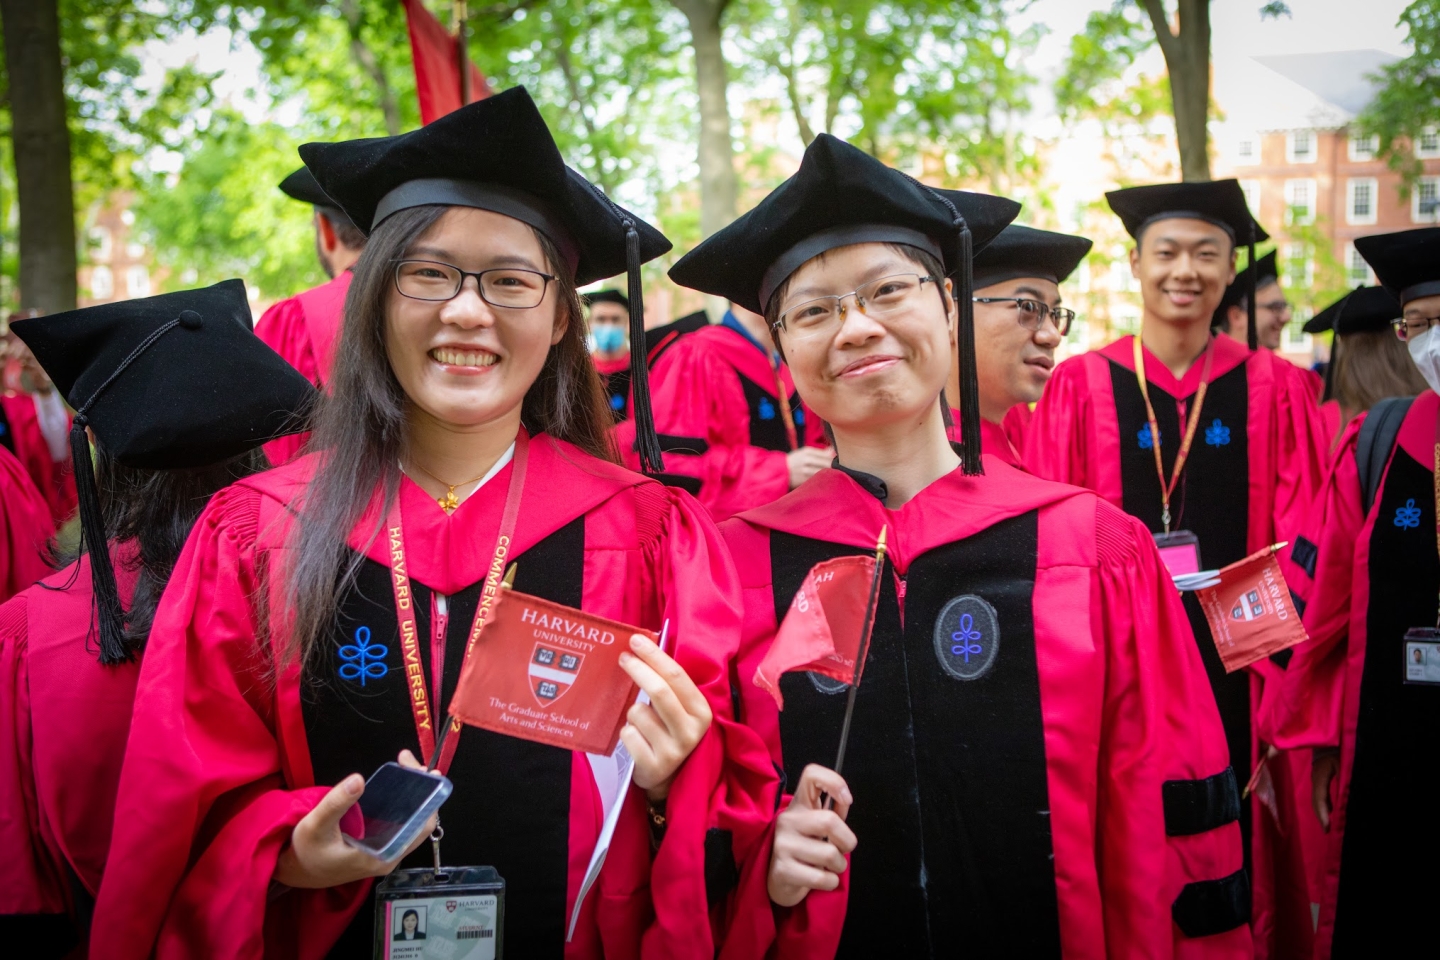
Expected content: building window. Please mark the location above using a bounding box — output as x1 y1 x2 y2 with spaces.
1285 179 1316 225
126 266 150 298
89 227 112 262
90 266 113 300
1346 244 1373 285
125 240 146 260
1348 133 1379 161
1413 176 1440 223
1286 321 1312 349
1240 179 1262 216
1284 243 1314 288
1347 177 1378 224
1237 137 1256 162
1287 130 1316 163
1418 128 1440 159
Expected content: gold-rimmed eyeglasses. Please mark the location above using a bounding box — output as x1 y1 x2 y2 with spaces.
773 273 939 341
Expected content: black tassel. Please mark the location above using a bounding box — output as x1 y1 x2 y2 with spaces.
956 225 983 475
1246 230 1259 351
1322 334 1336 403
623 219 664 473
71 417 129 664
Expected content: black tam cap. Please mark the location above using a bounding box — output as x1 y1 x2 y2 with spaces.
299 85 672 472
1108 179 1269 348
1303 289 1354 334
970 224 1092 290
1354 227 1440 305
1212 249 1279 330
279 166 335 207
584 289 629 310
669 133 1020 474
10 279 317 664
1333 285 1402 335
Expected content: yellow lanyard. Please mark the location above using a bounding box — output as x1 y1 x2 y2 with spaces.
1133 336 1215 532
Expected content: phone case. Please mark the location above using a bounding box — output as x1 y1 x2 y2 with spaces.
344 765 454 862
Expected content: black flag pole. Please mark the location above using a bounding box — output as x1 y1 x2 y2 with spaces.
832 525 888 778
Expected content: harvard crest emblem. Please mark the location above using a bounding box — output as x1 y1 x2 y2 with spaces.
529 643 584 707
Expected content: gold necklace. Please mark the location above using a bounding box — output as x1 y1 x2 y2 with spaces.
405 460 492 512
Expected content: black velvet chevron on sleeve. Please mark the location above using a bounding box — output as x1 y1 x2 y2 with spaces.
1172 869 1251 937
1162 766 1242 836
1291 536 1318 580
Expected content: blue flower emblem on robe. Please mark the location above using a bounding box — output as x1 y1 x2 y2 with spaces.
1395 498 1422 529
1204 418 1231 447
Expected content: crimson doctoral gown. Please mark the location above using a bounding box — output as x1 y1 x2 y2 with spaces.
0 547 141 948
594 354 632 423
91 432 776 960
718 456 1249 960
1261 389 1439 958
0 392 75 530
646 322 825 521
254 270 352 465
0 447 52 605
947 406 1030 470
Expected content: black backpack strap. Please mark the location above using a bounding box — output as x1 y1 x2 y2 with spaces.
1356 396 1415 515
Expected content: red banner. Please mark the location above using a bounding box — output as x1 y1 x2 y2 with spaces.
754 554 878 709
402 0 491 125
448 589 654 755
1195 543 1309 673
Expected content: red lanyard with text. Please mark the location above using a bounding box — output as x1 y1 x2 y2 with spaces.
1133 336 1215 533
386 430 528 775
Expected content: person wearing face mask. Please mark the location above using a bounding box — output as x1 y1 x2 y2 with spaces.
1261 226 1440 959
253 167 370 464
672 135 1247 959
1026 181 1328 959
585 289 633 421
90 89 769 959
945 223 1091 468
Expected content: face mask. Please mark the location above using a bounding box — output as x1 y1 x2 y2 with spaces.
1408 325 1440 395
592 325 627 355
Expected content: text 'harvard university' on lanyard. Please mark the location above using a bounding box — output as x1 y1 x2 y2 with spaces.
386 430 529 776
1133 336 1215 533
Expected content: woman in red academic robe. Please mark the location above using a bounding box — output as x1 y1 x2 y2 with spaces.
1 381 77 530
0 445 51 604
646 303 830 521
1262 228 1440 959
92 89 773 960
669 133 1250 958
0 280 311 948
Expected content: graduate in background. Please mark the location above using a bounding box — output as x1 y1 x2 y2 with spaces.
92 89 771 959
1213 250 1325 404
671 134 1248 958
1301 293 1351 446
1306 286 1424 446
585 289 633 421
1025 180 1327 960
646 294 832 521
1264 227 1440 959
254 166 368 463
0 281 314 951
0 444 50 605
946 222 1091 469
1 312 76 529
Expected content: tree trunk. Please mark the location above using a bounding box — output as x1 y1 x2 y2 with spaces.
0 0 77 312
1140 0 1212 181
671 0 736 239
340 0 401 136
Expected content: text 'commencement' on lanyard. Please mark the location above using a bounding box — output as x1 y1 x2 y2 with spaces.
1133 335 1216 533
386 430 529 776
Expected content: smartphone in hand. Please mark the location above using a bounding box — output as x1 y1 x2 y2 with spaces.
341 762 453 862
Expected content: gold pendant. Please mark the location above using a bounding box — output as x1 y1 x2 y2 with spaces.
438 487 460 511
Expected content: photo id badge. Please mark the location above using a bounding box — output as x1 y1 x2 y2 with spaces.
1154 530 1202 577
374 866 505 960
1403 627 1440 686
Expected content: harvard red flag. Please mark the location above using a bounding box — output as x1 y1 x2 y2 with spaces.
1195 542 1309 672
402 0 491 125
754 553 881 709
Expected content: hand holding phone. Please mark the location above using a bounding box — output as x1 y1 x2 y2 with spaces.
274 751 450 890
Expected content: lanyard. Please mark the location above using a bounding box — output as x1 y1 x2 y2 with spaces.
772 360 799 452
387 430 529 775
1133 336 1215 533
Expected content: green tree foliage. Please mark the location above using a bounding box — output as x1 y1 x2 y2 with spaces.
1357 0 1440 189
1054 2 1167 132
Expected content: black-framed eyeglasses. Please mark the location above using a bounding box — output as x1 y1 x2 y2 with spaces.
1257 298 1292 315
391 259 556 307
1392 315 1440 341
972 297 1076 336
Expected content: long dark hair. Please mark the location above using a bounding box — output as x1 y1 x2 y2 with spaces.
284 204 613 668
51 442 270 657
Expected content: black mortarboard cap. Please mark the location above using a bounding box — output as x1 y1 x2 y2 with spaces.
584 289 629 310
669 133 1020 474
1107 179 1270 348
1302 289 1354 334
1212 249 1279 337
11 280 317 664
299 86 672 471
970 224 1093 290
279 166 335 207
1333 284 1401 335
1354 227 1440 305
